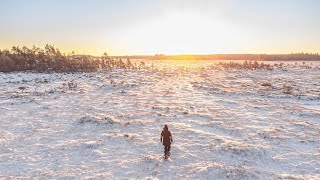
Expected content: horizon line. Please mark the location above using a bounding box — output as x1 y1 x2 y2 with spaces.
1 45 319 57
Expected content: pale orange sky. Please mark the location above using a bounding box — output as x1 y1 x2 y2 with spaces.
1 0 320 56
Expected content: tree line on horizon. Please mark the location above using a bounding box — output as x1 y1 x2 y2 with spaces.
0 45 138 72
135 53 320 61
1 45 319 72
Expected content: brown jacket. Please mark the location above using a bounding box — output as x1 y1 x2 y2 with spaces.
161 130 172 146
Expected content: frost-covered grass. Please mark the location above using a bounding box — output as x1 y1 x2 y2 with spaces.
0 61 319 179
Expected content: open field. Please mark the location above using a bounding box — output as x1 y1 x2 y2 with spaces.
0 61 319 179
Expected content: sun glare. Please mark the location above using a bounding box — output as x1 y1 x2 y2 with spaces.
3 11 249 56
116 11 245 55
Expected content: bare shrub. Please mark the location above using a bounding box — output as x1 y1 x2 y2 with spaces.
283 84 293 94
261 82 272 87
68 80 77 90
18 86 27 93
218 60 273 70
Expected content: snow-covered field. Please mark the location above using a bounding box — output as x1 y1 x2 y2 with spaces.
0 61 319 179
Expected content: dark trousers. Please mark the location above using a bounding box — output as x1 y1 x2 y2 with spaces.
164 145 171 152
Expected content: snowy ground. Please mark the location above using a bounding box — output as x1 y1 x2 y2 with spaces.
0 61 319 179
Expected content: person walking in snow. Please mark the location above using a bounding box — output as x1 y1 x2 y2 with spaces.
160 125 173 153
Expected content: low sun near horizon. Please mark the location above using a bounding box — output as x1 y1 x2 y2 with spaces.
1 0 320 55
